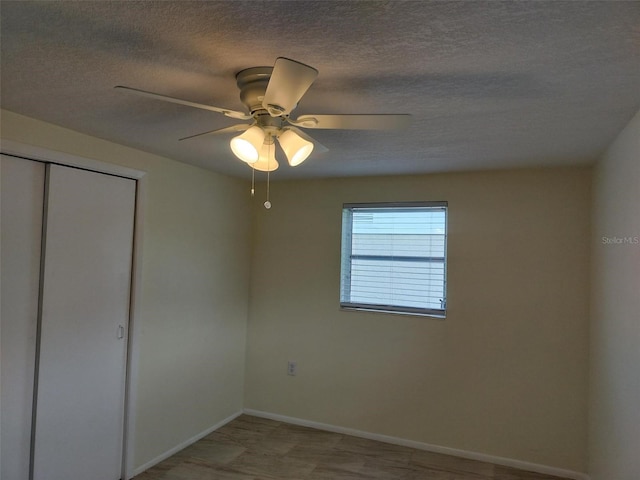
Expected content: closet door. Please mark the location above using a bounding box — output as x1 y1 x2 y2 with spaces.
0 155 45 480
33 164 136 480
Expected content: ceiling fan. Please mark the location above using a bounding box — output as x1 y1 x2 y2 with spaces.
115 57 411 172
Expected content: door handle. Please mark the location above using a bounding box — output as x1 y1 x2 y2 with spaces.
117 325 125 339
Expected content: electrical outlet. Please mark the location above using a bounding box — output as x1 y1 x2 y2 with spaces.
287 361 297 376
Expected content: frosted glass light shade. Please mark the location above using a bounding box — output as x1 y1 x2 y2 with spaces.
278 129 314 167
230 126 265 163
251 142 279 172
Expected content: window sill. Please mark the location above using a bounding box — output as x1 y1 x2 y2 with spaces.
340 305 446 319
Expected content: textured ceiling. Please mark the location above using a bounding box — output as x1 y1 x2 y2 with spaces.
1 1 639 180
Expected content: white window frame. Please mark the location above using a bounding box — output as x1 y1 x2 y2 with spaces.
340 201 448 318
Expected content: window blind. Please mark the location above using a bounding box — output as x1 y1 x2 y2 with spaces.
340 202 447 317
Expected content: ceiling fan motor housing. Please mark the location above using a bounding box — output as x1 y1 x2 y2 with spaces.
236 67 276 115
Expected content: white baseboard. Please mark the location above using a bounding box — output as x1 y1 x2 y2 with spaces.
130 410 243 478
243 408 590 480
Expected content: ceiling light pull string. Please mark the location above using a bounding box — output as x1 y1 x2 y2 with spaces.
264 136 272 209
251 167 255 197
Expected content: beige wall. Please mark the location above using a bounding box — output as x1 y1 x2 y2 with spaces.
589 109 640 479
245 168 591 472
0 110 252 470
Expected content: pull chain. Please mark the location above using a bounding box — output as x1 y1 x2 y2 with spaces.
264 138 272 209
251 167 255 197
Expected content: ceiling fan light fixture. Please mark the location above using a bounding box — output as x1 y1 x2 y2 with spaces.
278 129 314 167
251 140 279 172
230 125 265 163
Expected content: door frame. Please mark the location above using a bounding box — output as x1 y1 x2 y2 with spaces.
1 140 145 480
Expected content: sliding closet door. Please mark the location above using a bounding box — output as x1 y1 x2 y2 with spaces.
33 164 136 480
0 155 45 480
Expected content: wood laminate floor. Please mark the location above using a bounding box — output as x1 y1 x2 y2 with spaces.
133 415 572 480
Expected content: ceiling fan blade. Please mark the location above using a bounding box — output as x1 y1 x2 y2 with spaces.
179 124 251 141
262 58 318 116
286 126 329 153
290 114 411 130
114 86 252 120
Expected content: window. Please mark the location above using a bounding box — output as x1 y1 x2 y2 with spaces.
340 202 447 317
